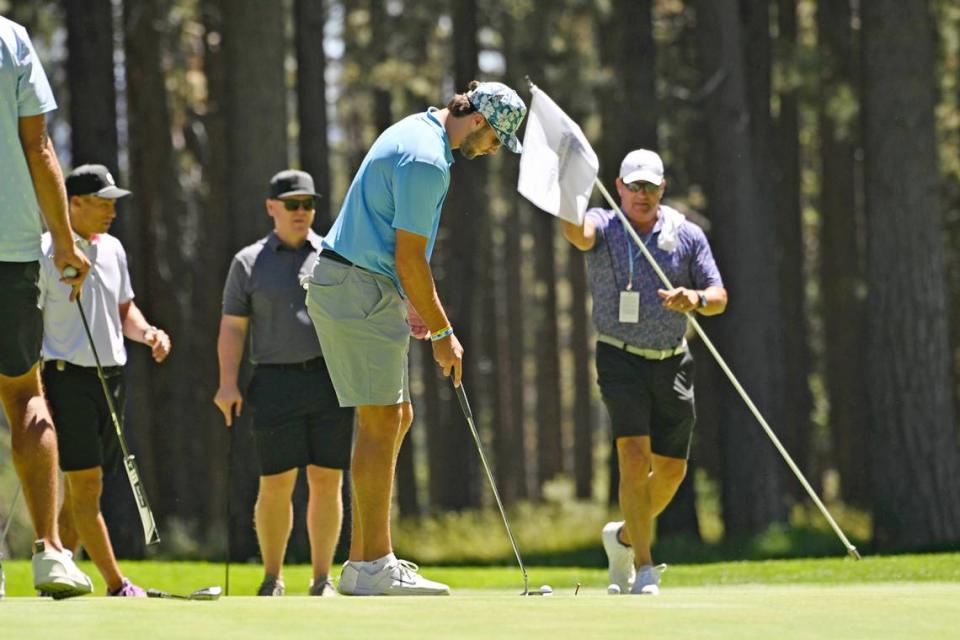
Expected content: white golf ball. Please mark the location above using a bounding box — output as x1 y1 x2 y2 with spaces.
607 584 621 595
540 584 553 596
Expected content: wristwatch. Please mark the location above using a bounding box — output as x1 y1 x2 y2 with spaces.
698 292 708 309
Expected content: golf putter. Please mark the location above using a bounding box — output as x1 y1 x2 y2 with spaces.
452 381 534 596
147 586 222 601
64 266 160 546
225 408 236 596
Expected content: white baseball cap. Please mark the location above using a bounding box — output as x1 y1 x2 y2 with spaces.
619 149 664 186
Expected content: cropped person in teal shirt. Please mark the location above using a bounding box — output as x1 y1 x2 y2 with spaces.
0 16 92 599
307 81 526 595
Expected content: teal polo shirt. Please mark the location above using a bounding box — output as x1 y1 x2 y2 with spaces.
0 17 57 262
322 108 454 292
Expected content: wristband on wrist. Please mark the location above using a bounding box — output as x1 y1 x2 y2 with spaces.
698 292 708 308
430 326 454 342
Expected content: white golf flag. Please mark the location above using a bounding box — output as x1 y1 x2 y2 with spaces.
517 86 599 225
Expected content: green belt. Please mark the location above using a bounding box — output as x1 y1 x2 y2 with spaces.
597 334 686 361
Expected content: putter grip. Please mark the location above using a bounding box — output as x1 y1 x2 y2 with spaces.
454 383 473 420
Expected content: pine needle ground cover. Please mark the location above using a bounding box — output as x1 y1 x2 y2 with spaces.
2 554 958 638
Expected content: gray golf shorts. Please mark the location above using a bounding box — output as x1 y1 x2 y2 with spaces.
306 257 410 407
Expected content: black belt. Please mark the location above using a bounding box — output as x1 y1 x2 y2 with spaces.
320 250 354 267
254 356 324 371
44 359 123 377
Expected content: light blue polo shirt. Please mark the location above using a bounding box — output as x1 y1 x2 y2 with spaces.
322 108 454 292
0 17 57 262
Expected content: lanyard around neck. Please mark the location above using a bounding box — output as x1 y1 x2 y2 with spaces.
626 228 656 291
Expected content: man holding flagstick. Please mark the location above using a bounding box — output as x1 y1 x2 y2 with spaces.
519 82 860 586
560 149 726 595
517 83 726 595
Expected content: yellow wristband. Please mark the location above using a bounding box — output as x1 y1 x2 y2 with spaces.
430 326 454 342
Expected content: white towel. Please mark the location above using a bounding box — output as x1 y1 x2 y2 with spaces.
657 205 686 252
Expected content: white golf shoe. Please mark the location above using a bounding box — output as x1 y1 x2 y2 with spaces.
353 556 450 596
337 561 359 595
602 522 635 594
32 541 93 599
630 563 667 595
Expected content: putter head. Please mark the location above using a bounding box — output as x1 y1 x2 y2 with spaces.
190 586 222 600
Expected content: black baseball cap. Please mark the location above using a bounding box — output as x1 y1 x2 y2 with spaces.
269 169 320 199
66 164 132 199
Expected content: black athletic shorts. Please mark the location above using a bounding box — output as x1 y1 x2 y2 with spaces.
42 361 124 472
0 261 43 378
595 341 696 460
247 358 355 476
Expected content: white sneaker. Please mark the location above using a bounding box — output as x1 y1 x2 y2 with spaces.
602 522 634 594
337 561 359 595
32 541 93 599
354 557 450 596
630 563 667 595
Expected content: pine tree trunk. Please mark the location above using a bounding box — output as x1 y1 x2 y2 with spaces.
63 0 118 173
569 253 594 499
694 0 787 536
215 0 288 560
295 0 332 229
816 0 870 508
774 0 815 501
426 0 482 510
124 0 202 556
861 0 960 550
596 0 657 189
495 7 530 504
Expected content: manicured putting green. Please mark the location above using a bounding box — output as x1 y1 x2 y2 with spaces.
1 555 958 638
0 584 957 639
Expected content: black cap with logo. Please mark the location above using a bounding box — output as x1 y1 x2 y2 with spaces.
269 169 320 199
66 164 132 199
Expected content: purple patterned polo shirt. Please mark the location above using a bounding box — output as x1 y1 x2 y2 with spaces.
583 205 723 350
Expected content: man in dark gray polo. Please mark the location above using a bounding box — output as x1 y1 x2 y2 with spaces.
214 170 353 597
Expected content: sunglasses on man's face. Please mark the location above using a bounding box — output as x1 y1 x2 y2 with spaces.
279 197 317 211
624 181 661 194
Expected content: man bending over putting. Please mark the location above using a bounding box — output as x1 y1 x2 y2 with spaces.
560 150 726 595
38 164 171 597
306 81 525 595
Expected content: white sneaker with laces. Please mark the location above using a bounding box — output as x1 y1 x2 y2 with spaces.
354 556 450 596
31 541 93 599
602 522 634 595
338 561 359 595
630 563 667 595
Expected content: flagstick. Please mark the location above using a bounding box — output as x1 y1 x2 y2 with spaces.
593 178 860 561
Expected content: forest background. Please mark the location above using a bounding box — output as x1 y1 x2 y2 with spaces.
1 0 959 565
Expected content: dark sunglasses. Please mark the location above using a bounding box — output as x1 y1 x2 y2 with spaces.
624 181 661 194
278 197 317 211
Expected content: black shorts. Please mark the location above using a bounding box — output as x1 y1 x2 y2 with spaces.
41 361 124 472
0 261 43 378
247 358 355 476
595 341 696 460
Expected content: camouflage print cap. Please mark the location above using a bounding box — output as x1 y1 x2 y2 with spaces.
467 82 527 154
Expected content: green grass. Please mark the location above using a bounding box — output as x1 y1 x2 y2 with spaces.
1 554 958 639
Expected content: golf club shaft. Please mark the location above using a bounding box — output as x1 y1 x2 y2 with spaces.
594 178 860 561
225 414 235 596
74 298 160 546
0 484 21 549
453 382 529 593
